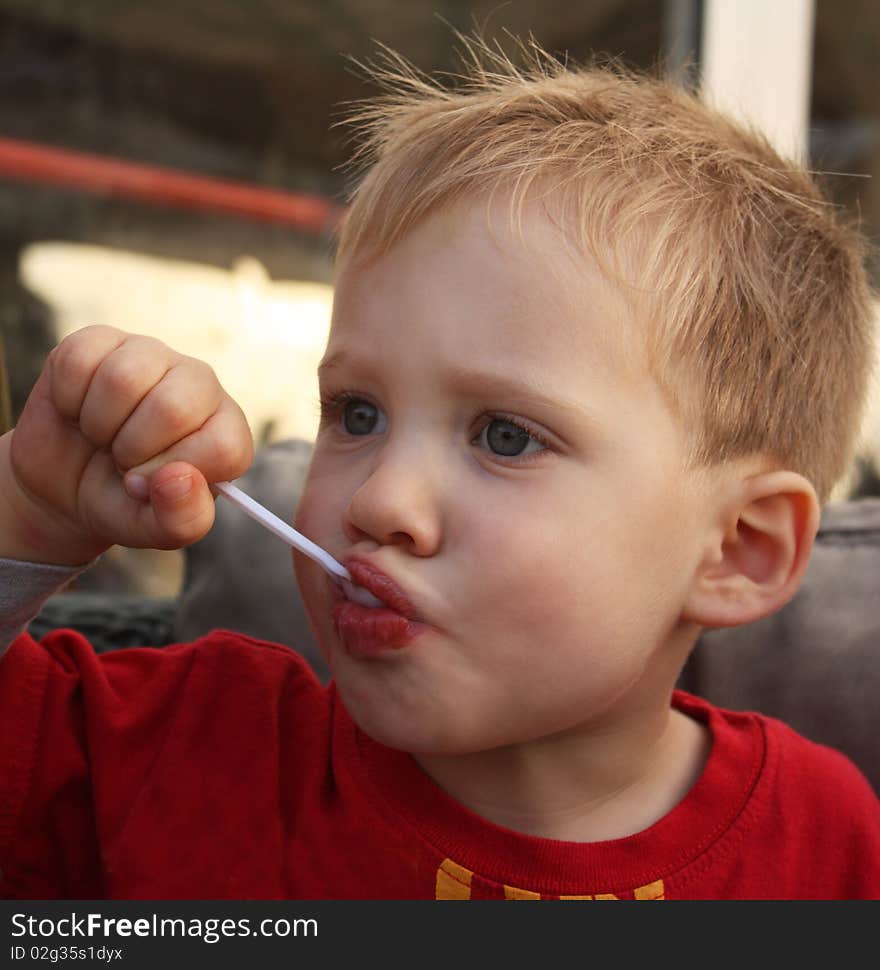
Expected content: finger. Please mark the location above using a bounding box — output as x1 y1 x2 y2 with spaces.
124 397 254 489
143 461 217 549
78 336 178 449
12 366 100 519
48 326 129 422
110 357 225 471
81 454 216 550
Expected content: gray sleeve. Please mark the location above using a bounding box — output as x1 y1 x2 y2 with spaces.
0 557 93 658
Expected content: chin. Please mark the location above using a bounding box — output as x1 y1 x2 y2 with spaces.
336 688 466 755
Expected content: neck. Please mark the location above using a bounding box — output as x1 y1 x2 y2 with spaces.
414 695 710 843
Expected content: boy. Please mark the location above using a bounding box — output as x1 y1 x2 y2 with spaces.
1 42 878 900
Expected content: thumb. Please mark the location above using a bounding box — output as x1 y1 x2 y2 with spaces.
126 460 216 549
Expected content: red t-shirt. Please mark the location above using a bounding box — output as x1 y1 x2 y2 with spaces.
1 628 878 899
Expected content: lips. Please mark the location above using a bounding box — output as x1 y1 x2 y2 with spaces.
344 557 419 619
332 556 426 656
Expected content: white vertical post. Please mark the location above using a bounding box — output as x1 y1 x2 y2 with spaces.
700 0 816 163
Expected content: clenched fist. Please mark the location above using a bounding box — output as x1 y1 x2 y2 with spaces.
0 326 254 565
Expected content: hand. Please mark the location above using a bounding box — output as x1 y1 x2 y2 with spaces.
1 325 254 564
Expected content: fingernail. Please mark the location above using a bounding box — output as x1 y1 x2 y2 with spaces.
125 473 150 501
154 474 193 501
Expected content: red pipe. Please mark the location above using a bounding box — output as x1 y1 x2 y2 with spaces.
0 136 345 234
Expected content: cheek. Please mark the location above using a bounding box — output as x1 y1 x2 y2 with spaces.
461 484 683 643
292 485 320 534
291 482 340 625
459 511 584 627
467 487 592 576
294 459 346 535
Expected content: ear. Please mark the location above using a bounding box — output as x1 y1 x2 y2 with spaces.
682 471 820 629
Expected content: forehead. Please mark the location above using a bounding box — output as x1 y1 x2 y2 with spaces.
329 196 647 385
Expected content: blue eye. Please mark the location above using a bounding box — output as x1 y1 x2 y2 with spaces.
478 418 545 458
342 398 386 436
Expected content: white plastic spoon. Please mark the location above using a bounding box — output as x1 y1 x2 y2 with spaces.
214 480 382 607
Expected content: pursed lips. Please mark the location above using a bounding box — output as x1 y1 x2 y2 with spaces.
342 555 421 620
331 555 428 654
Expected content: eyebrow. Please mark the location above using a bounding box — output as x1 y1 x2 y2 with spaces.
318 351 596 424
443 367 589 419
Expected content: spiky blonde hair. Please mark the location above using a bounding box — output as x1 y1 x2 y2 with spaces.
336 36 876 503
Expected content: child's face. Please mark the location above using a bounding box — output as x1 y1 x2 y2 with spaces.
295 198 712 755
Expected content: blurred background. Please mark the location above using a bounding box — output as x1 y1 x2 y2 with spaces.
0 0 878 600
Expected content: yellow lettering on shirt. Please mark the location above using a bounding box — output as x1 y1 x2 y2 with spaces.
435 858 473 900
633 879 665 900
504 884 542 899
434 859 664 900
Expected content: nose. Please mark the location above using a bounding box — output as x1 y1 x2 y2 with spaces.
342 442 443 556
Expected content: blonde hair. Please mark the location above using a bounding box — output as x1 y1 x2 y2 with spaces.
336 37 876 503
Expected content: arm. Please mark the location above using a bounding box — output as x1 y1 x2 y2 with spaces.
0 557 91 659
